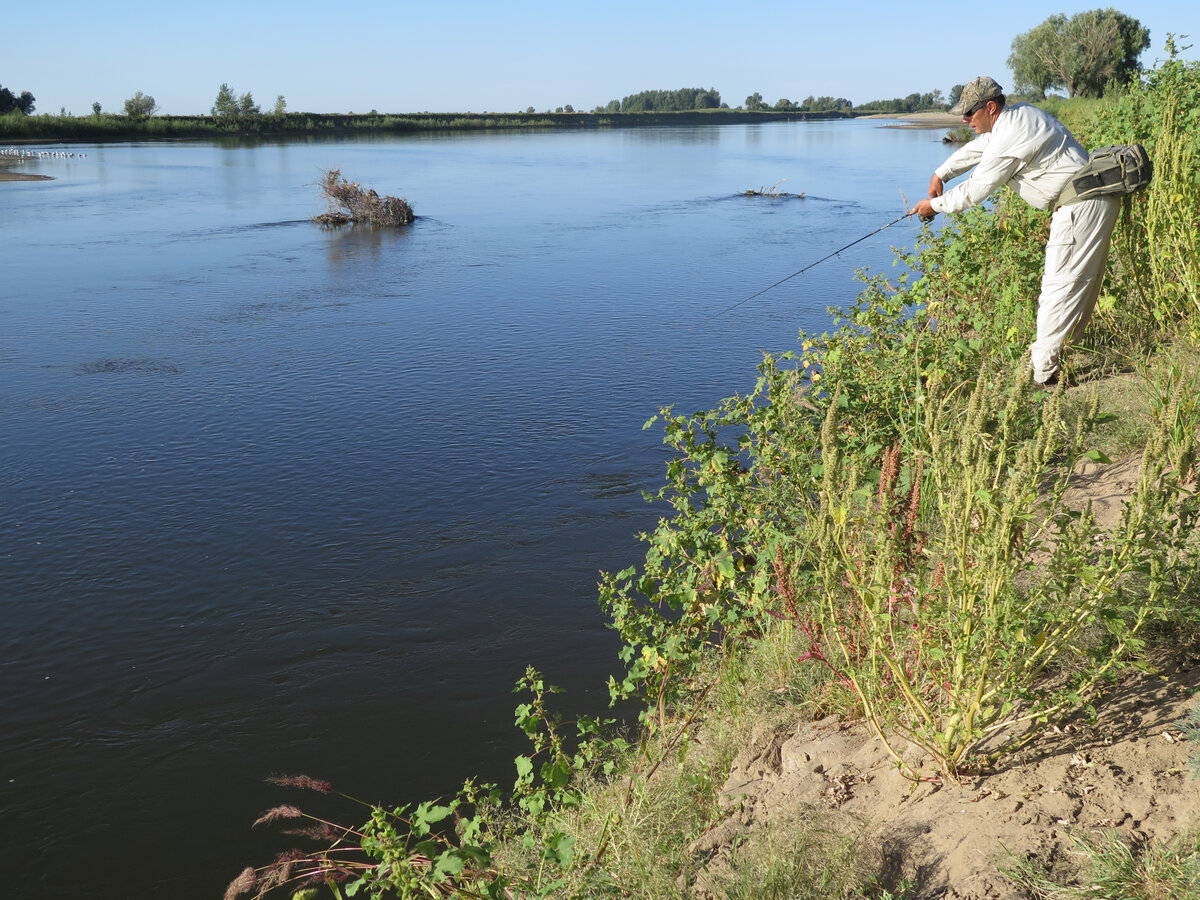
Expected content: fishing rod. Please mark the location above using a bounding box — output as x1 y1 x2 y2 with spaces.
703 209 916 321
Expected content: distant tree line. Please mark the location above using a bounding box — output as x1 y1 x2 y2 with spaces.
745 90 941 113
857 90 948 112
778 96 854 112
592 87 724 113
0 84 35 115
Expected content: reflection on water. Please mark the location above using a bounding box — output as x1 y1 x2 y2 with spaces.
0 120 951 899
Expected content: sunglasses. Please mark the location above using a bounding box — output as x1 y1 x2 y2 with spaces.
962 100 989 117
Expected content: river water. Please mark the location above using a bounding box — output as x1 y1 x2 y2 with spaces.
1 120 951 898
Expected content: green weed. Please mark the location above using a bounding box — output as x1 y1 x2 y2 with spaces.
775 359 1198 778
1011 828 1200 899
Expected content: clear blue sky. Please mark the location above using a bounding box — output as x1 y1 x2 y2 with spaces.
7 2 1198 116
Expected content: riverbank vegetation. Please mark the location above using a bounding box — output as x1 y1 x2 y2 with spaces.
226 41 1200 900
0 84 957 144
0 107 866 143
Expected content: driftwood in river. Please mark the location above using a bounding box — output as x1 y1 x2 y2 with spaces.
314 168 414 226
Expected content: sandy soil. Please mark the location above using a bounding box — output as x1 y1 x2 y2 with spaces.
0 158 53 182
690 451 1200 898
864 111 965 129
0 171 52 182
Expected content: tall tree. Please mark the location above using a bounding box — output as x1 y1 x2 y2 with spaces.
123 91 158 118
238 91 260 118
0 85 36 115
1008 15 1065 98
212 83 238 122
212 83 260 125
1008 9 1149 98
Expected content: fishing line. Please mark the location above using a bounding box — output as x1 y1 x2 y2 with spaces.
701 210 915 322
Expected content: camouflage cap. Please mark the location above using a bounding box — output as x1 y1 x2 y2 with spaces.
950 76 1005 115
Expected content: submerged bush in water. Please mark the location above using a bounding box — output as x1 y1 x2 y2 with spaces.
315 168 414 226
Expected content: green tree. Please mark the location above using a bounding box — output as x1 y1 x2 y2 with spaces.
123 91 157 118
617 88 723 112
1066 8 1151 95
272 95 286 118
0 86 36 115
91 101 102 116
212 83 238 122
212 83 260 126
238 91 260 118
1008 9 1149 98
745 91 766 111
1008 15 1065 98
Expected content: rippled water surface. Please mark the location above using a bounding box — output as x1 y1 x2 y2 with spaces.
1 121 951 898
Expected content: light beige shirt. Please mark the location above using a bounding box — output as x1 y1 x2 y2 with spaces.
930 103 1088 214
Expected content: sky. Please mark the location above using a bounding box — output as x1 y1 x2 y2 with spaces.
6 1 1199 117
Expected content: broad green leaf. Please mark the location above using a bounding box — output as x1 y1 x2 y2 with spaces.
514 755 534 781
433 850 466 879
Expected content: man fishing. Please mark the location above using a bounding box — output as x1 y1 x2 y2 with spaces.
910 76 1121 387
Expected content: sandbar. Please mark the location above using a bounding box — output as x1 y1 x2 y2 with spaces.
0 170 53 182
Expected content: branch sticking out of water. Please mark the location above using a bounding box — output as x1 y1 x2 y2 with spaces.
742 178 804 198
315 168 414 226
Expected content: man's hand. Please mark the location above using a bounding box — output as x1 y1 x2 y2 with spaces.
928 174 944 198
911 198 937 222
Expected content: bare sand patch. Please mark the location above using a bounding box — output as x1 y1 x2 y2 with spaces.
0 158 53 182
0 171 53 182
864 111 964 128
704 661 1199 898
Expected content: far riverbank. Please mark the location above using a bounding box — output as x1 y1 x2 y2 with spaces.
0 107 957 144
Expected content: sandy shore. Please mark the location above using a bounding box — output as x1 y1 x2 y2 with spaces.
0 158 53 182
0 171 53 182
861 110 963 128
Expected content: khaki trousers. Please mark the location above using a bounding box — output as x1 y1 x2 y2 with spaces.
1030 196 1122 382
